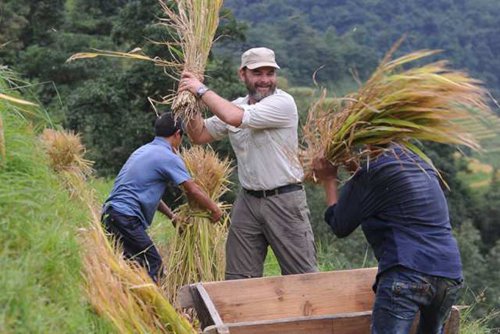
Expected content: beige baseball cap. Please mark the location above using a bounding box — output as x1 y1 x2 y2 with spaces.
240 47 280 70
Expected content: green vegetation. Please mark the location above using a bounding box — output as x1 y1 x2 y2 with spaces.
0 82 112 333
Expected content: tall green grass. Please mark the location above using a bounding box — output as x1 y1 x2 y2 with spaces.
0 95 112 332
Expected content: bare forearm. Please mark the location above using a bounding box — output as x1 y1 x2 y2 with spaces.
323 178 339 206
181 180 222 221
200 90 244 127
187 187 219 213
157 200 174 219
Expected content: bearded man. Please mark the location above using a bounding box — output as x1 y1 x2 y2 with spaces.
179 47 317 280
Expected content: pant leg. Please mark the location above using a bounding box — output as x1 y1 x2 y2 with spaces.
417 278 463 334
225 192 268 280
372 267 432 334
262 189 317 275
103 208 163 283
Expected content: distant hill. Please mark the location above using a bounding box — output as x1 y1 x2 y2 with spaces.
222 0 500 100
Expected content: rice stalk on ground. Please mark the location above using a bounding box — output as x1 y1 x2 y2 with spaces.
40 126 196 333
301 47 491 182
164 145 232 303
39 128 93 199
80 203 196 334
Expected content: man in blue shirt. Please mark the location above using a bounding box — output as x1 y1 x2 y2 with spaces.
313 145 463 334
102 112 222 283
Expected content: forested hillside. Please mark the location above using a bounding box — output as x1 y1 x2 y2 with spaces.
224 0 500 100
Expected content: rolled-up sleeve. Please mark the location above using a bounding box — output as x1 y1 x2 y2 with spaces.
240 91 297 129
205 116 229 140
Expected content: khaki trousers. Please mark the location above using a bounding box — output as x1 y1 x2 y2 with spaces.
225 189 317 279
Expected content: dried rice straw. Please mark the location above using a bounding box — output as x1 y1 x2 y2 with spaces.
164 145 232 304
301 46 491 183
42 129 196 333
158 0 224 121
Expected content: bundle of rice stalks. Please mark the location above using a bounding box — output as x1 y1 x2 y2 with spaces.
158 0 224 121
39 128 93 198
81 203 196 334
67 0 224 122
301 48 491 182
164 145 232 303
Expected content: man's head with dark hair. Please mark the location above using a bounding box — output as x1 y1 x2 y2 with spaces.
154 112 183 137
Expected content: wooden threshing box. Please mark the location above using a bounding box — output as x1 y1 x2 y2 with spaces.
178 267 460 334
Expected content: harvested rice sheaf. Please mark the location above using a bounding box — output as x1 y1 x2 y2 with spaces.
39 128 94 198
301 48 491 182
67 0 224 122
164 146 232 303
158 0 224 122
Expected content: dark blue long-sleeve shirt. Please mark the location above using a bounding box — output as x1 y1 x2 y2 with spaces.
324 146 462 281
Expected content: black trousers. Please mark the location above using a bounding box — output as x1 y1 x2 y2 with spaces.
102 207 163 283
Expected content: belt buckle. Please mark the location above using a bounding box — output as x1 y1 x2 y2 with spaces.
263 188 279 198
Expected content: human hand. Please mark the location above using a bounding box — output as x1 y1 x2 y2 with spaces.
210 206 223 223
312 157 338 181
170 214 180 228
178 71 204 96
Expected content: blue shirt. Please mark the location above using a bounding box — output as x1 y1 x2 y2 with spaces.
104 137 190 228
324 146 462 280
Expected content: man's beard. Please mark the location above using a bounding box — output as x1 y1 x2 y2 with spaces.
245 82 277 102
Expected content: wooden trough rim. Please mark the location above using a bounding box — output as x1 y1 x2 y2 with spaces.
202 310 373 334
177 267 379 309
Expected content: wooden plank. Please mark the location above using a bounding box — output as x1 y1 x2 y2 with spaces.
202 307 461 334
203 311 372 334
195 284 229 334
201 267 377 323
179 268 460 334
188 283 215 330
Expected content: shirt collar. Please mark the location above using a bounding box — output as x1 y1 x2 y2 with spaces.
152 137 173 151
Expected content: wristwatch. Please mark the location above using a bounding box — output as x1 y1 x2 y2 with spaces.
196 84 210 99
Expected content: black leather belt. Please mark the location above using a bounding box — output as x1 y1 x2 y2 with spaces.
244 183 303 198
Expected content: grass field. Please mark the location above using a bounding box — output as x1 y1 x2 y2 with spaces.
0 108 112 333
